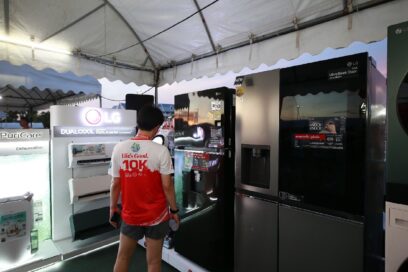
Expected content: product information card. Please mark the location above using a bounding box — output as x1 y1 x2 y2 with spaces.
293 116 346 150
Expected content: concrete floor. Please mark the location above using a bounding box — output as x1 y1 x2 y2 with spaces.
36 244 178 272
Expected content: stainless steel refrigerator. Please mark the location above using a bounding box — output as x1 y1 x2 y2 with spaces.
234 52 385 272
173 87 235 271
234 70 280 272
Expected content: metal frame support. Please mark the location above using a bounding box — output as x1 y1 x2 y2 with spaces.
41 3 106 42
192 0 217 52
105 0 157 70
154 70 160 106
4 0 9 35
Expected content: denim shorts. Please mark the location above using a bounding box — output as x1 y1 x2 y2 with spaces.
121 220 169 240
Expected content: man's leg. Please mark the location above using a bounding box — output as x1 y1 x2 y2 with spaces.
114 233 138 272
145 237 164 272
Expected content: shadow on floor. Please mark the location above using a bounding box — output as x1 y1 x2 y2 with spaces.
37 244 178 272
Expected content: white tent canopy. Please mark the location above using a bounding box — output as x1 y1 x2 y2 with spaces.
0 0 406 86
0 60 101 111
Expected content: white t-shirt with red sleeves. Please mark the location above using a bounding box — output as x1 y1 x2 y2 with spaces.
108 138 174 226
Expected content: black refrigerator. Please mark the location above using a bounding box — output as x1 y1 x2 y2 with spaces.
173 87 235 271
278 53 386 272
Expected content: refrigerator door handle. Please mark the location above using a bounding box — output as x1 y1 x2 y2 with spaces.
235 191 278 204
174 148 225 156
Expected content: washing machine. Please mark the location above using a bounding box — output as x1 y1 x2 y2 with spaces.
386 20 408 272
386 202 408 272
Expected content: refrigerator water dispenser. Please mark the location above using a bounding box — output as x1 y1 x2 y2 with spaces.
241 145 270 189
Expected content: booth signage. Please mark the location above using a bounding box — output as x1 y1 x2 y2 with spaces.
0 141 49 155
0 129 49 142
84 109 121 125
53 126 136 137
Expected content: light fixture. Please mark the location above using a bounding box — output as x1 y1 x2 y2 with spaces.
0 96 2 100
0 35 72 55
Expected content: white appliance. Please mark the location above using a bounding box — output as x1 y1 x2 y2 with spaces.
0 129 51 247
0 193 34 267
67 142 116 168
68 175 111 204
50 106 136 241
386 202 408 272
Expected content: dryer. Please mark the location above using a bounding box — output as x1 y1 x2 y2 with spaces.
386 202 408 272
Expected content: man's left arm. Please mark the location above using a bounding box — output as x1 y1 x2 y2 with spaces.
159 148 179 224
109 177 121 228
162 174 179 225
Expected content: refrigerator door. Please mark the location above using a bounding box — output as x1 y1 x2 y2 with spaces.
279 53 368 216
235 193 278 272
174 149 226 216
279 204 363 272
174 149 234 271
235 70 280 197
174 87 234 150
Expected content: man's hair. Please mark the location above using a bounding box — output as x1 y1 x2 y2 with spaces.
137 105 164 131
20 116 28 122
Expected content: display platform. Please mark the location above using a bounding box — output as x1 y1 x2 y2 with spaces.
53 232 119 260
2 240 60 272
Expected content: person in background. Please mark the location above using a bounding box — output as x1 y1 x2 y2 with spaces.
19 116 30 129
109 105 179 272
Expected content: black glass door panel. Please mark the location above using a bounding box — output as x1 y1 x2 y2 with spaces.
279 54 367 216
397 73 408 134
174 88 233 149
174 150 225 217
173 149 233 270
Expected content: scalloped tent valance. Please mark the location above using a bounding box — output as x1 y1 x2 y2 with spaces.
0 60 101 111
0 0 406 87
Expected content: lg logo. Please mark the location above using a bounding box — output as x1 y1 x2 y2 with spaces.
84 109 121 125
395 27 408 35
85 109 101 125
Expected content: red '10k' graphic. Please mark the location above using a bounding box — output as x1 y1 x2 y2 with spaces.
122 159 147 171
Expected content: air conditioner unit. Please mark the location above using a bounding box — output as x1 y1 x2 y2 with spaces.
68 175 111 204
67 142 116 168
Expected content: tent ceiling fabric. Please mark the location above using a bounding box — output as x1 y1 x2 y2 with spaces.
0 0 406 86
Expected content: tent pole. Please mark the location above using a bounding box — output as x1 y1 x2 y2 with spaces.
154 70 160 106
99 95 102 108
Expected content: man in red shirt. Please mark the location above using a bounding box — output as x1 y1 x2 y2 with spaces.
109 105 179 272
